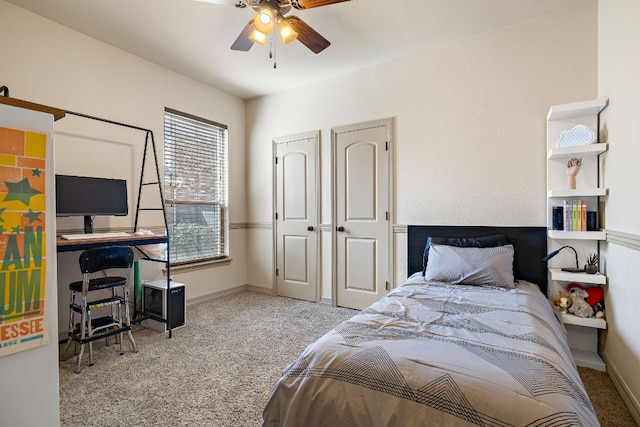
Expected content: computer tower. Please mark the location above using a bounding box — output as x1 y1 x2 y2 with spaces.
142 280 186 332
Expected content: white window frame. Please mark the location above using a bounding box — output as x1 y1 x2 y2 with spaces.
163 107 228 265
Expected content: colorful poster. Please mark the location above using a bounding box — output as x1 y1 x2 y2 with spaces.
0 126 49 356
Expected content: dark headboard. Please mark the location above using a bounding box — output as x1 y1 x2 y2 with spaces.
407 225 548 294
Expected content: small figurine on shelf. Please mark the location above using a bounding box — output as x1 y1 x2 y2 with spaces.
566 157 582 189
584 252 599 274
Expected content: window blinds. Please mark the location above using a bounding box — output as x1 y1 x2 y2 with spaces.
164 108 228 264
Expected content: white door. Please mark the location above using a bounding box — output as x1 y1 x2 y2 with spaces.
273 131 319 302
333 119 393 309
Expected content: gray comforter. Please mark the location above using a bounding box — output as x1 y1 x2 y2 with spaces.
262 274 599 426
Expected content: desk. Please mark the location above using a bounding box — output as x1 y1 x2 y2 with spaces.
56 234 168 253
56 233 174 336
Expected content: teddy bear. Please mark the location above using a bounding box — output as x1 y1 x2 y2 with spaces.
568 288 594 318
566 282 604 318
555 291 573 314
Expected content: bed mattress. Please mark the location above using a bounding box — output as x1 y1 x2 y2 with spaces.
262 273 598 427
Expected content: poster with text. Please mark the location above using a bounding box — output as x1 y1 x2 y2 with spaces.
0 126 49 356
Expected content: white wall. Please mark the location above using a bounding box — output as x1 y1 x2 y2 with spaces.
598 0 640 422
246 4 598 297
0 2 247 425
0 0 249 303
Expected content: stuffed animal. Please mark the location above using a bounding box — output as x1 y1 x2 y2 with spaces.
568 288 594 318
555 291 573 314
567 282 604 318
592 302 605 318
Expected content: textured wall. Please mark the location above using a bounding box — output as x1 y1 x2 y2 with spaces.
598 0 640 422
246 4 598 293
0 0 249 335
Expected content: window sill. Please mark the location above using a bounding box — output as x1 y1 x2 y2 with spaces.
164 257 232 274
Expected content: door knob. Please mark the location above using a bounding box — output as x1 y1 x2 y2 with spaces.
307 226 315 231
337 226 345 232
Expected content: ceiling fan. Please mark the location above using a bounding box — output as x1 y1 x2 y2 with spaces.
200 0 351 54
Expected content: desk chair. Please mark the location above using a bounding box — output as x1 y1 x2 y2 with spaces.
66 246 137 372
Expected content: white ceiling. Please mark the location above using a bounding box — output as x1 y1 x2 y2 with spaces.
6 0 590 100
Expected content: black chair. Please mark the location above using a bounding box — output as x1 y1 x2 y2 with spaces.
66 246 137 372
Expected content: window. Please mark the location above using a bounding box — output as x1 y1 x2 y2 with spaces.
163 108 228 264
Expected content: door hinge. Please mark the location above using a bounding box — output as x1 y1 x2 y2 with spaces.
385 141 388 151
274 157 278 164
385 211 389 221
386 281 390 291
275 212 279 220
276 268 279 276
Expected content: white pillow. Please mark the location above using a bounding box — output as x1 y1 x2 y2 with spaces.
424 243 515 288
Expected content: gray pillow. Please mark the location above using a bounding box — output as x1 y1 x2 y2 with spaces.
422 234 510 276
424 243 515 288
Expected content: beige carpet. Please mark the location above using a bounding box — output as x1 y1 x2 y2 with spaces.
578 366 637 426
59 291 637 426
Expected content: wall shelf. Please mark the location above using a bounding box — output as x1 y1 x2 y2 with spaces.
570 348 607 371
548 230 606 240
546 98 608 121
548 143 608 160
561 313 606 329
549 268 606 285
547 188 607 198
546 98 609 371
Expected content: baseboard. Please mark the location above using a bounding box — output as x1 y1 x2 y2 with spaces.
186 284 275 307
602 351 640 425
245 284 276 295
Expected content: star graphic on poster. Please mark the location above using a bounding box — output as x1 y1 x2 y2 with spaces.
3 178 41 206
32 168 42 177
12 225 21 233
0 207 5 222
23 209 42 224
0 225 5 234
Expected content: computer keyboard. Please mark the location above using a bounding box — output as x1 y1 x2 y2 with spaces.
60 232 131 240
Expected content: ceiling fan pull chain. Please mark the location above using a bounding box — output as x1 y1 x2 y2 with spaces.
269 29 273 58
272 29 277 68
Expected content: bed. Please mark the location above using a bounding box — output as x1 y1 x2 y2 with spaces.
262 225 599 427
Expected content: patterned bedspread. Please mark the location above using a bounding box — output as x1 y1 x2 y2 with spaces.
262 274 599 427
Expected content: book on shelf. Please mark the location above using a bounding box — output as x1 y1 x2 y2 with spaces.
560 199 587 232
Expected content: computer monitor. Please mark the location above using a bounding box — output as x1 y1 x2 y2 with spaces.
55 174 128 233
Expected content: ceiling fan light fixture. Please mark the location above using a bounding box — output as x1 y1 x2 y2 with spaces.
249 28 268 46
278 19 298 44
229 0 344 56
253 8 275 33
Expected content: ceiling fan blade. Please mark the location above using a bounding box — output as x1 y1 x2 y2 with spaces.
291 0 350 10
288 16 330 54
230 20 256 51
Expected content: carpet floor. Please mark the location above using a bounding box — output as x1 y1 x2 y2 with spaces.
59 291 637 426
